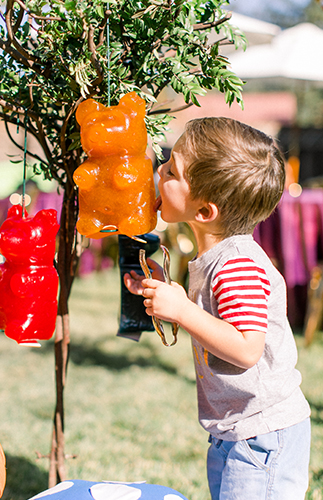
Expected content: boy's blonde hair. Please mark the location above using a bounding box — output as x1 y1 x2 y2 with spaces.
184 117 286 238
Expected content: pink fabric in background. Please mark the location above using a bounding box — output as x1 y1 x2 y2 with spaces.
255 189 323 288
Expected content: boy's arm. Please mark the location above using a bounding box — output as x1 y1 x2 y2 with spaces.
141 278 265 370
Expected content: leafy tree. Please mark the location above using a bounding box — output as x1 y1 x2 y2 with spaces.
0 0 245 486
304 0 323 28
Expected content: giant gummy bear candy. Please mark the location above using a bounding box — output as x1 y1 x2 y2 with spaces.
0 205 59 346
73 92 157 239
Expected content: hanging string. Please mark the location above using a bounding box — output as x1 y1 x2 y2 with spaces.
21 110 28 218
15 67 28 218
107 1 111 107
101 1 117 234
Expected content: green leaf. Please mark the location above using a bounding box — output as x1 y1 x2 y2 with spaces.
190 93 201 107
64 0 76 11
96 4 105 18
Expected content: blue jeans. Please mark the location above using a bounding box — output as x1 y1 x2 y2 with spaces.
207 418 311 500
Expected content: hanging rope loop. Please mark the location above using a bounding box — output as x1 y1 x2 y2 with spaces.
15 105 29 219
21 109 29 218
106 1 111 107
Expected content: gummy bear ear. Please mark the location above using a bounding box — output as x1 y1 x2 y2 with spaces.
119 92 146 118
7 204 24 219
76 99 106 126
34 208 57 219
33 209 59 236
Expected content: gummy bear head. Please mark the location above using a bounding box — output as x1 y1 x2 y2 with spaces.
0 205 59 265
76 92 148 158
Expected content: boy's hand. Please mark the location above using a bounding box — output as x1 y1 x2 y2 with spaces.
123 258 164 295
142 278 188 324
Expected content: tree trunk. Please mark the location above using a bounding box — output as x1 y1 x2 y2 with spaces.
49 180 79 488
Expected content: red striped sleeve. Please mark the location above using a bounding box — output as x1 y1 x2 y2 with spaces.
212 257 270 334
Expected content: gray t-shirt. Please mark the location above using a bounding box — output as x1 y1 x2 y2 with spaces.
188 234 310 441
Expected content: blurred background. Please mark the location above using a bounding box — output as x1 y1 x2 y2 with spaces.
2 2 323 499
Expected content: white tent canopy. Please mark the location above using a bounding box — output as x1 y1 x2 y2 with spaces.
228 12 281 45
229 23 323 82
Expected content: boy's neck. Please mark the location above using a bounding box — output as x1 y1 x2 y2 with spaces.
189 222 224 257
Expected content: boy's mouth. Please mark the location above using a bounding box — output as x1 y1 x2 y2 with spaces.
154 195 162 212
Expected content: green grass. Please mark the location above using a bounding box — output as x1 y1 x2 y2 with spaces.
296 335 323 500
0 267 322 499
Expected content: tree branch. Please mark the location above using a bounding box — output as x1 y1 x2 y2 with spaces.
0 97 53 163
193 13 232 31
88 24 104 85
216 37 235 46
0 37 51 77
60 98 84 186
0 98 37 123
98 9 110 47
2 116 49 167
9 0 62 21
149 12 232 55
0 103 64 186
148 103 193 115
5 0 42 64
2 117 63 185
12 4 24 34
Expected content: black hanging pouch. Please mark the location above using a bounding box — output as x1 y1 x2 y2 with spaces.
117 233 160 341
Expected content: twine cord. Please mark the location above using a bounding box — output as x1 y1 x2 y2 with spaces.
21 110 28 218
101 2 117 233
107 1 111 107
16 106 28 219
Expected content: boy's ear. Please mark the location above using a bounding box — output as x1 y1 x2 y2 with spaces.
195 202 219 223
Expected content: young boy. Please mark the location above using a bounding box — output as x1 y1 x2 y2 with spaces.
124 117 311 500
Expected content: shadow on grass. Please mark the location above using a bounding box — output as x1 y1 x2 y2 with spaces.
36 340 195 384
69 342 180 376
312 469 323 481
2 454 48 500
307 399 323 425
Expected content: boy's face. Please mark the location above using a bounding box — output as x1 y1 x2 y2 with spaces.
156 134 201 224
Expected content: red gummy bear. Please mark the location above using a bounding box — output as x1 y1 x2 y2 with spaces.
73 91 157 239
0 205 59 346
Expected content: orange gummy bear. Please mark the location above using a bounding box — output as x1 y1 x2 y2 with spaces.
74 92 157 239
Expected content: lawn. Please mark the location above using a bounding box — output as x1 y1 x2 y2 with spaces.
0 266 322 500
